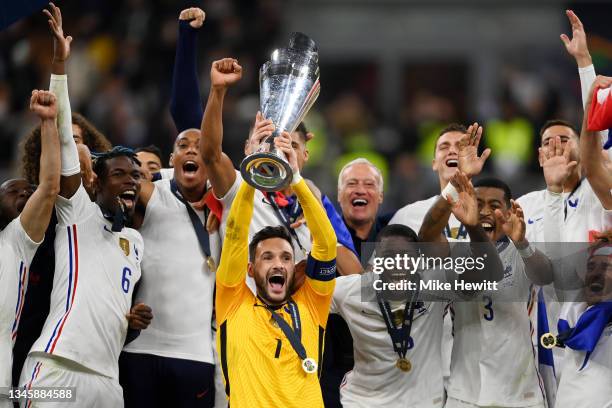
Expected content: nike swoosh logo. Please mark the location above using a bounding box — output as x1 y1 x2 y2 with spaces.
196 390 208 399
527 217 542 224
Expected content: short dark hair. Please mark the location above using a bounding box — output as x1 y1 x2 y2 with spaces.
249 226 294 262
135 144 163 163
295 122 308 143
93 146 141 181
473 177 512 207
434 123 467 155
539 119 579 139
376 224 419 243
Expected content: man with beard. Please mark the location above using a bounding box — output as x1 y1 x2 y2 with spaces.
19 139 150 407
0 90 60 408
119 8 219 408
420 177 556 408
215 131 337 408
331 172 502 408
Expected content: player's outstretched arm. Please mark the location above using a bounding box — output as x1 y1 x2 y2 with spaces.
200 58 242 197
43 3 80 198
170 8 205 132
217 181 255 288
582 76 612 209
21 90 61 243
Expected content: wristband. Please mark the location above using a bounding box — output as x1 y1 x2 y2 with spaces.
441 182 459 202
291 170 303 185
517 243 536 259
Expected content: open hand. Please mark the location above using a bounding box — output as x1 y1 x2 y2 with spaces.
458 122 491 178
495 200 526 245
447 171 478 227
560 10 592 67
539 136 578 193
43 3 72 63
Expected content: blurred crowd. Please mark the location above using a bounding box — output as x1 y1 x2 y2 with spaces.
1 0 611 211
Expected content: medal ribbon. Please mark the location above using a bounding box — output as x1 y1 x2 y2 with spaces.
267 192 307 254
376 280 420 360
170 179 211 258
259 299 308 361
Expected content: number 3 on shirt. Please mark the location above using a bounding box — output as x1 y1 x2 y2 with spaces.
482 295 494 321
122 267 132 293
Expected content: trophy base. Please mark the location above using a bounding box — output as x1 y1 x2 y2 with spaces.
240 152 293 192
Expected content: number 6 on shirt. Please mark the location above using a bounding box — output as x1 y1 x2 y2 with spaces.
122 267 132 293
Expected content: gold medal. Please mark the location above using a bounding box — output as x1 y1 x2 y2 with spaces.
540 333 557 349
206 256 217 272
396 357 411 372
302 357 317 374
392 310 404 327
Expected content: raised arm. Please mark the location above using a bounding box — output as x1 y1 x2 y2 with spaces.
582 76 612 209
495 200 554 285
217 181 255 288
169 8 205 132
44 3 80 198
561 10 611 155
276 132 337 295
199 58 242 197
20 90 61 243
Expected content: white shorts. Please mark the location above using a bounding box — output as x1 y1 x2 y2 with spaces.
18 354 122 408
445 397 546 408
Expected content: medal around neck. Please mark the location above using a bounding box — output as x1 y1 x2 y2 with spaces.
302 357 318 374
540 332 557 349
205 256 217 273
396 357 411 372
240 32 320 192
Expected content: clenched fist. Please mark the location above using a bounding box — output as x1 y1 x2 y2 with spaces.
179 7 205 29
211 58 243 90
30 90 58 120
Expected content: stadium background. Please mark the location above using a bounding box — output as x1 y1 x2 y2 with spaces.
1 0 612 212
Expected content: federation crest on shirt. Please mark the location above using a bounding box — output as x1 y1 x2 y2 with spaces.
119 237 130 257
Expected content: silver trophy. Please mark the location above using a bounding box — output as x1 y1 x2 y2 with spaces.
240 32 320 192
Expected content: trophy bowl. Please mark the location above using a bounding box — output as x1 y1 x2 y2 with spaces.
240 32 320 192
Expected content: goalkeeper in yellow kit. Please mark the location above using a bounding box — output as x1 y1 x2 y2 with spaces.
215 131 338 408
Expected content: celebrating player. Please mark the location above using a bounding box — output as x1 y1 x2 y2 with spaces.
0 90 60 408
215 130 337 407
332 172 502 408
120 8 218 408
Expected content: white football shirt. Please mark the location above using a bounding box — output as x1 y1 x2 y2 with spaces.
555 309 612 408
0 217 40 396
29 185 143 379
123 179 216 363
518 181 611 243
447 240 546 407
332 271 469 408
